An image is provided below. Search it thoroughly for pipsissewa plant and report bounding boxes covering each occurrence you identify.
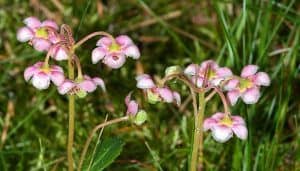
[17,17,145,171]
[136,60,270,170]
[18,17,271,171]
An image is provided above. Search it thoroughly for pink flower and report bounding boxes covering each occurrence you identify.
[125,93,139,116]
[58,75,105,97]
[225,65,271,105]
[136,74,181,105]
[24,62,65,90]
[204,112,247,143]
[91,35,140,69]
[136,74,156,89]
[184,60,232,87]
[17,17,59,52]
[49,43,69,61]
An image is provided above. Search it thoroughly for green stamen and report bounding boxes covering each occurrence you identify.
[220,116,233,127]
[109,43,120,52]
[35,28,48,38]
[207,69,216,79]
[239,78,253,92]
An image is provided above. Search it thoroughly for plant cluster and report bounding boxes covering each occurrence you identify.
[17,16,270,171]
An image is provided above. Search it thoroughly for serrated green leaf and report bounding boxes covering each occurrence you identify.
[89,137,124,171]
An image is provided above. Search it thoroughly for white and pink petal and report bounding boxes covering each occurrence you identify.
[184,64,199,76]
[96,37,112,48]
[32,72,51,90]
[203,118,217,131]
[24,65,38,81]
[231,116,246,125]
[24,17,41,29]
[216,67,232,77]
[32,38,51,51]
[78,80,97,93]
[58,80,75,94]
[227,90,241,105]
[50,71,65,86]
[224,79,239,91]
[124,45,140,59]
[232,124,248,140]
[17,27,34,42]
[241,65,258,78]
[41,20,58,30]
[200,60,219,70]
[92,47,107,64]
[191,76,204,87]
[51,46,68,61]
[158,88,174,103]
[173,91,181,106]
[211,125,233,143]
[115,35,133,47]
[136,74,156,89]
[254,72,270,86]
[241,87,260,104]
[102,54,126,69]
[92,77,106,91]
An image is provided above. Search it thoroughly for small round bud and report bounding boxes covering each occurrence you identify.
[165,65,182,76]
[134,110,147,125]
[76,90,87,98]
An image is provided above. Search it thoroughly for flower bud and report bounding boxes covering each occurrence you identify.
[133,110,147,125]
[165,65,182,76]
[76,90,87,98]
[147,90,160,104]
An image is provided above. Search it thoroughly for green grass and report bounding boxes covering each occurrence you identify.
[0,0,299,170]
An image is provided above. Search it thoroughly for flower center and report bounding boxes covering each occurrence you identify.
[109,43,121,52]
[40,67,50,73]
[74,77,84,83]
[207,69,216,79]
[239,78,253,92]
[219,116,233,127]
[35,28,48,38]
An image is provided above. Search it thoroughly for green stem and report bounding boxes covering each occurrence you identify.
[67,55,75,171]
[197,92,205,170]
[190,92,206,171]
[78,116,129,171]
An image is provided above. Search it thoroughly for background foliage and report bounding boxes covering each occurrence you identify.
[0,0,299,170]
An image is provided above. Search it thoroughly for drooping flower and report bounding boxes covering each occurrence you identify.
[184,60,232,87]
[125,93,139,116]
[225,65,270,105]
[49,43,69,61]
[203,112,247,143]
[91,35,140,69]
[17,17,60,52]
[58,75,105,98]
[136,74,181,105]
[24,61,65,90]
[124,93,147,125]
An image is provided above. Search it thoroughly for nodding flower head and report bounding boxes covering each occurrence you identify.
[225,65,270,105]
[136,74,156,89]
[184,60,232,87]
[49,44,69,61]
[17,17,59,52]
[24,61,65,90]
[125,93,139,116]
[135,74,181,106]
[58,75,105,98]
[91,35,140,69]
[204,112,247,143]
